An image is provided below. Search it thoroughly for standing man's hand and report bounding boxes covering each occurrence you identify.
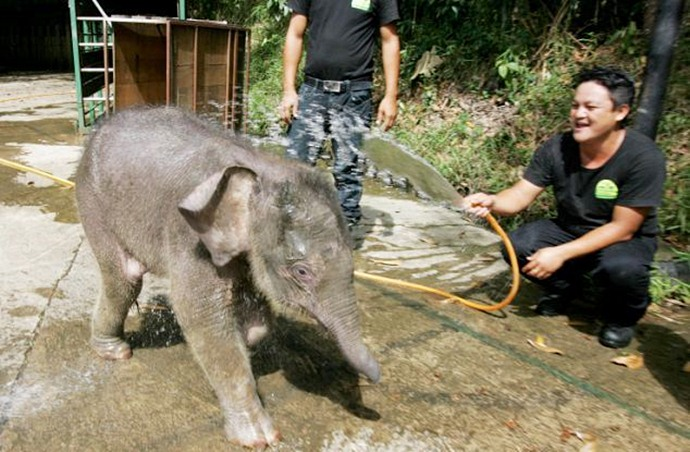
[376,95,397,131]
[281,90,299,124]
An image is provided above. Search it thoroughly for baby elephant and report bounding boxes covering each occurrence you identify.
[75,106,380,448]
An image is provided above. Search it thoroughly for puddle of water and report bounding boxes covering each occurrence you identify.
[35,287,65,299]
[0,167,79,224]
[0,118,82,223]
[5,142,82,188]
[7,306,41,318]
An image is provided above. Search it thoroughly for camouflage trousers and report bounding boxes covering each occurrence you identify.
[286,79,373,224]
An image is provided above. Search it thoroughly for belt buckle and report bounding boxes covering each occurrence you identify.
[322,80,343,93]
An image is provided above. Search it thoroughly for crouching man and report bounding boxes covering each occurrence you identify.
[460,66,666,349]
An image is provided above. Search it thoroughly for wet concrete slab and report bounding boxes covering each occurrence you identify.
[1,74,689,451]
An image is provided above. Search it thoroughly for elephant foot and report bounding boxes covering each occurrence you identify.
[224,408,281,449]
[91,335,132,360]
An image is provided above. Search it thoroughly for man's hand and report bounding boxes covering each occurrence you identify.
[523,247,565,279]
[280,90,299,125]
[376,95,397,131]
[460,193,496,218]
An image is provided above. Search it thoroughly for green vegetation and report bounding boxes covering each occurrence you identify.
[189,0,689,303]
[650,251,690,305]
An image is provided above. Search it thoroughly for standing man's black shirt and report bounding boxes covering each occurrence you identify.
[288,0,399,81]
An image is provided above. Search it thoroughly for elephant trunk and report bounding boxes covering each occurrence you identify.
[314,291,381,383]
[337,333,381,383]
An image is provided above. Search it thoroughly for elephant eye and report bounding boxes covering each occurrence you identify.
[290,263,314,285]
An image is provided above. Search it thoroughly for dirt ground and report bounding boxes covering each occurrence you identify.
[0,73,689,451]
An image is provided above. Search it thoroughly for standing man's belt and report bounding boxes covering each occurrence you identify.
[303,76,372,93]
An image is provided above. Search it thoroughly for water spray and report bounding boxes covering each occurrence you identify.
[356,130,521,312]
[354,210,520,312]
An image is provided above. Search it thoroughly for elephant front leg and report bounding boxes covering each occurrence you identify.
[172,284,281,448]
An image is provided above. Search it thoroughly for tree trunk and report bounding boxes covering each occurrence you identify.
[634,0,686,139]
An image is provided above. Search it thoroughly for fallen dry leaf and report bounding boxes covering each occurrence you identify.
[504,419,519,430]
[610,354,645,370]
[560,427,574,442]
[682,362,690,373]
[527,335,564,355]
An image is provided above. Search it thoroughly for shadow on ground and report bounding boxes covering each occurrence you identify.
[638,324,690,411]
[127,294,381,422]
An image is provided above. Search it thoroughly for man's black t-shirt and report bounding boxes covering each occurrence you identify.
[523,129,666,237]
[288,0,399,81]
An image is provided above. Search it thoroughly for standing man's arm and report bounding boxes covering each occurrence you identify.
[377,22,400,131]
[281,13,308,124]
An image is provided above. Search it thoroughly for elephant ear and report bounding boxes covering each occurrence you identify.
[179,166,258,266]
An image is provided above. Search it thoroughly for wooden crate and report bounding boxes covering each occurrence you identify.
[112,19,250,130]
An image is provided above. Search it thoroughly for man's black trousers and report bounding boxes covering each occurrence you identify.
[503,219,657,326]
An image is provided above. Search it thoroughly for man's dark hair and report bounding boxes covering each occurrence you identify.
[574,66,635,108]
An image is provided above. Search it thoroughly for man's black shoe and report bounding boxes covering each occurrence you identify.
[535,292,571,317]
[598,324,635,348]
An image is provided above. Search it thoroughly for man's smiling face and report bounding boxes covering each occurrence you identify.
[570,81,629,144]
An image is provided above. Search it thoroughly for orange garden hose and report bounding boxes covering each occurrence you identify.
[0,157,75,188]
[355,212,520,312]
[0,157,519,311]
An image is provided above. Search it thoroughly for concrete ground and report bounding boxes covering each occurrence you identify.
[0,73,689,451]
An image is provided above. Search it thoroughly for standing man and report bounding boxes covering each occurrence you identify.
[280,0,400,229]
[461,67,666,349]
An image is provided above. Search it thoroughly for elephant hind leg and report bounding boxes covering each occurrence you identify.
[90,244,146,360]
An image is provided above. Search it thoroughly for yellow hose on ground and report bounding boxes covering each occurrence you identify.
[0,157,75,188]
[0,91,73,104]
[355,213,520,312]
[0,157,519,311]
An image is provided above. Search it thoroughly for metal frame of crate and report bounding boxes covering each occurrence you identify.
[68,0,250,132]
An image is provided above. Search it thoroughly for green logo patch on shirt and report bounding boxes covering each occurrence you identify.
[352,0,372,12]
[595,179,619,200]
